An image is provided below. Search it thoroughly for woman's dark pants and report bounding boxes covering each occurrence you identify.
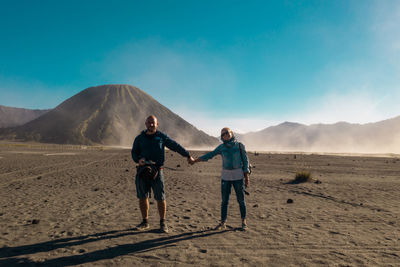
[221,179,246,222]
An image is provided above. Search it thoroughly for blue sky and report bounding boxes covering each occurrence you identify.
[1,0,399,136]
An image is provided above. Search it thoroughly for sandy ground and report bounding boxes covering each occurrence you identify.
[0,143,399,266]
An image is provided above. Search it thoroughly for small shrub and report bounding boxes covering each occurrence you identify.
[291,171,312,184]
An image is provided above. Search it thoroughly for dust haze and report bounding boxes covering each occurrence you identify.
[237,118,400,154]
[1,84,400,155]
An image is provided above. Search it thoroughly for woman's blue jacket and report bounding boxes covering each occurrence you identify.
[200,138,250,173]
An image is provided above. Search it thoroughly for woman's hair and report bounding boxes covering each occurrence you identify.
[220,127,234,141]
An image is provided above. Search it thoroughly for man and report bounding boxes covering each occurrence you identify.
[131,115,194,233]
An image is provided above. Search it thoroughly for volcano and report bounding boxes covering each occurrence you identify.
[0,85,219,147]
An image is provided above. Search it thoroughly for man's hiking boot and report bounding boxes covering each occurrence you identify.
[135,220,150,231]
[160,221,169,233]
[215,222,226,230]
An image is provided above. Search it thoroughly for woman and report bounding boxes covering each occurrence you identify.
[191,127,250,230]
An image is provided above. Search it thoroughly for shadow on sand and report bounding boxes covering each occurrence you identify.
[0,227,231,266]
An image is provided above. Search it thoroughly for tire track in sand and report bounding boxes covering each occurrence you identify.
[0,153,118,186]
[0,161,73,177]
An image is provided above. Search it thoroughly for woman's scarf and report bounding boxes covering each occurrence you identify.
[223,136,237,147]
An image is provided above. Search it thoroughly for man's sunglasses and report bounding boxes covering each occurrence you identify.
[221,131,230,137]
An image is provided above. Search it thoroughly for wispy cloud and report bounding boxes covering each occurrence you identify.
[84,3,400,136]
[293,90,399,125]
[286,1,400,128]
[180,89,400,137]
[371,0,400,59]
[172,107,281,136]
[92,38,238,111]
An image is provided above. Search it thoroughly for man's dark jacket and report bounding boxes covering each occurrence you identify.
[131,130,190,167]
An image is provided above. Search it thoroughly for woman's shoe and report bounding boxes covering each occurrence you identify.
[241,222,248,231]
[160,221,169,233]
[215,222,226,230]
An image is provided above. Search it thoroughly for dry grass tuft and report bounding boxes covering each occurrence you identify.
[288,171,312,184]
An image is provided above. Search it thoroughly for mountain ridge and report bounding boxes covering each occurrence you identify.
[238,115,400,153]
[0,85,219,148]
[0,105,50,128]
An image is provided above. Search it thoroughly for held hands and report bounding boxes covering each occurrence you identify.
[187,156,195,165]
[187,156,201,165]
[140,156,198,166]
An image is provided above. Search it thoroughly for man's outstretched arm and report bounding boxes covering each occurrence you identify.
[164,135,191,158]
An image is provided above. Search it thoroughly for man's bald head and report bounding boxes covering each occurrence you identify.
[146,115,158,123]
[145,115,158,134]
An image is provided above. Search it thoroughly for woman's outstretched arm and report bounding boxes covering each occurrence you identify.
[190,145,222,165]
